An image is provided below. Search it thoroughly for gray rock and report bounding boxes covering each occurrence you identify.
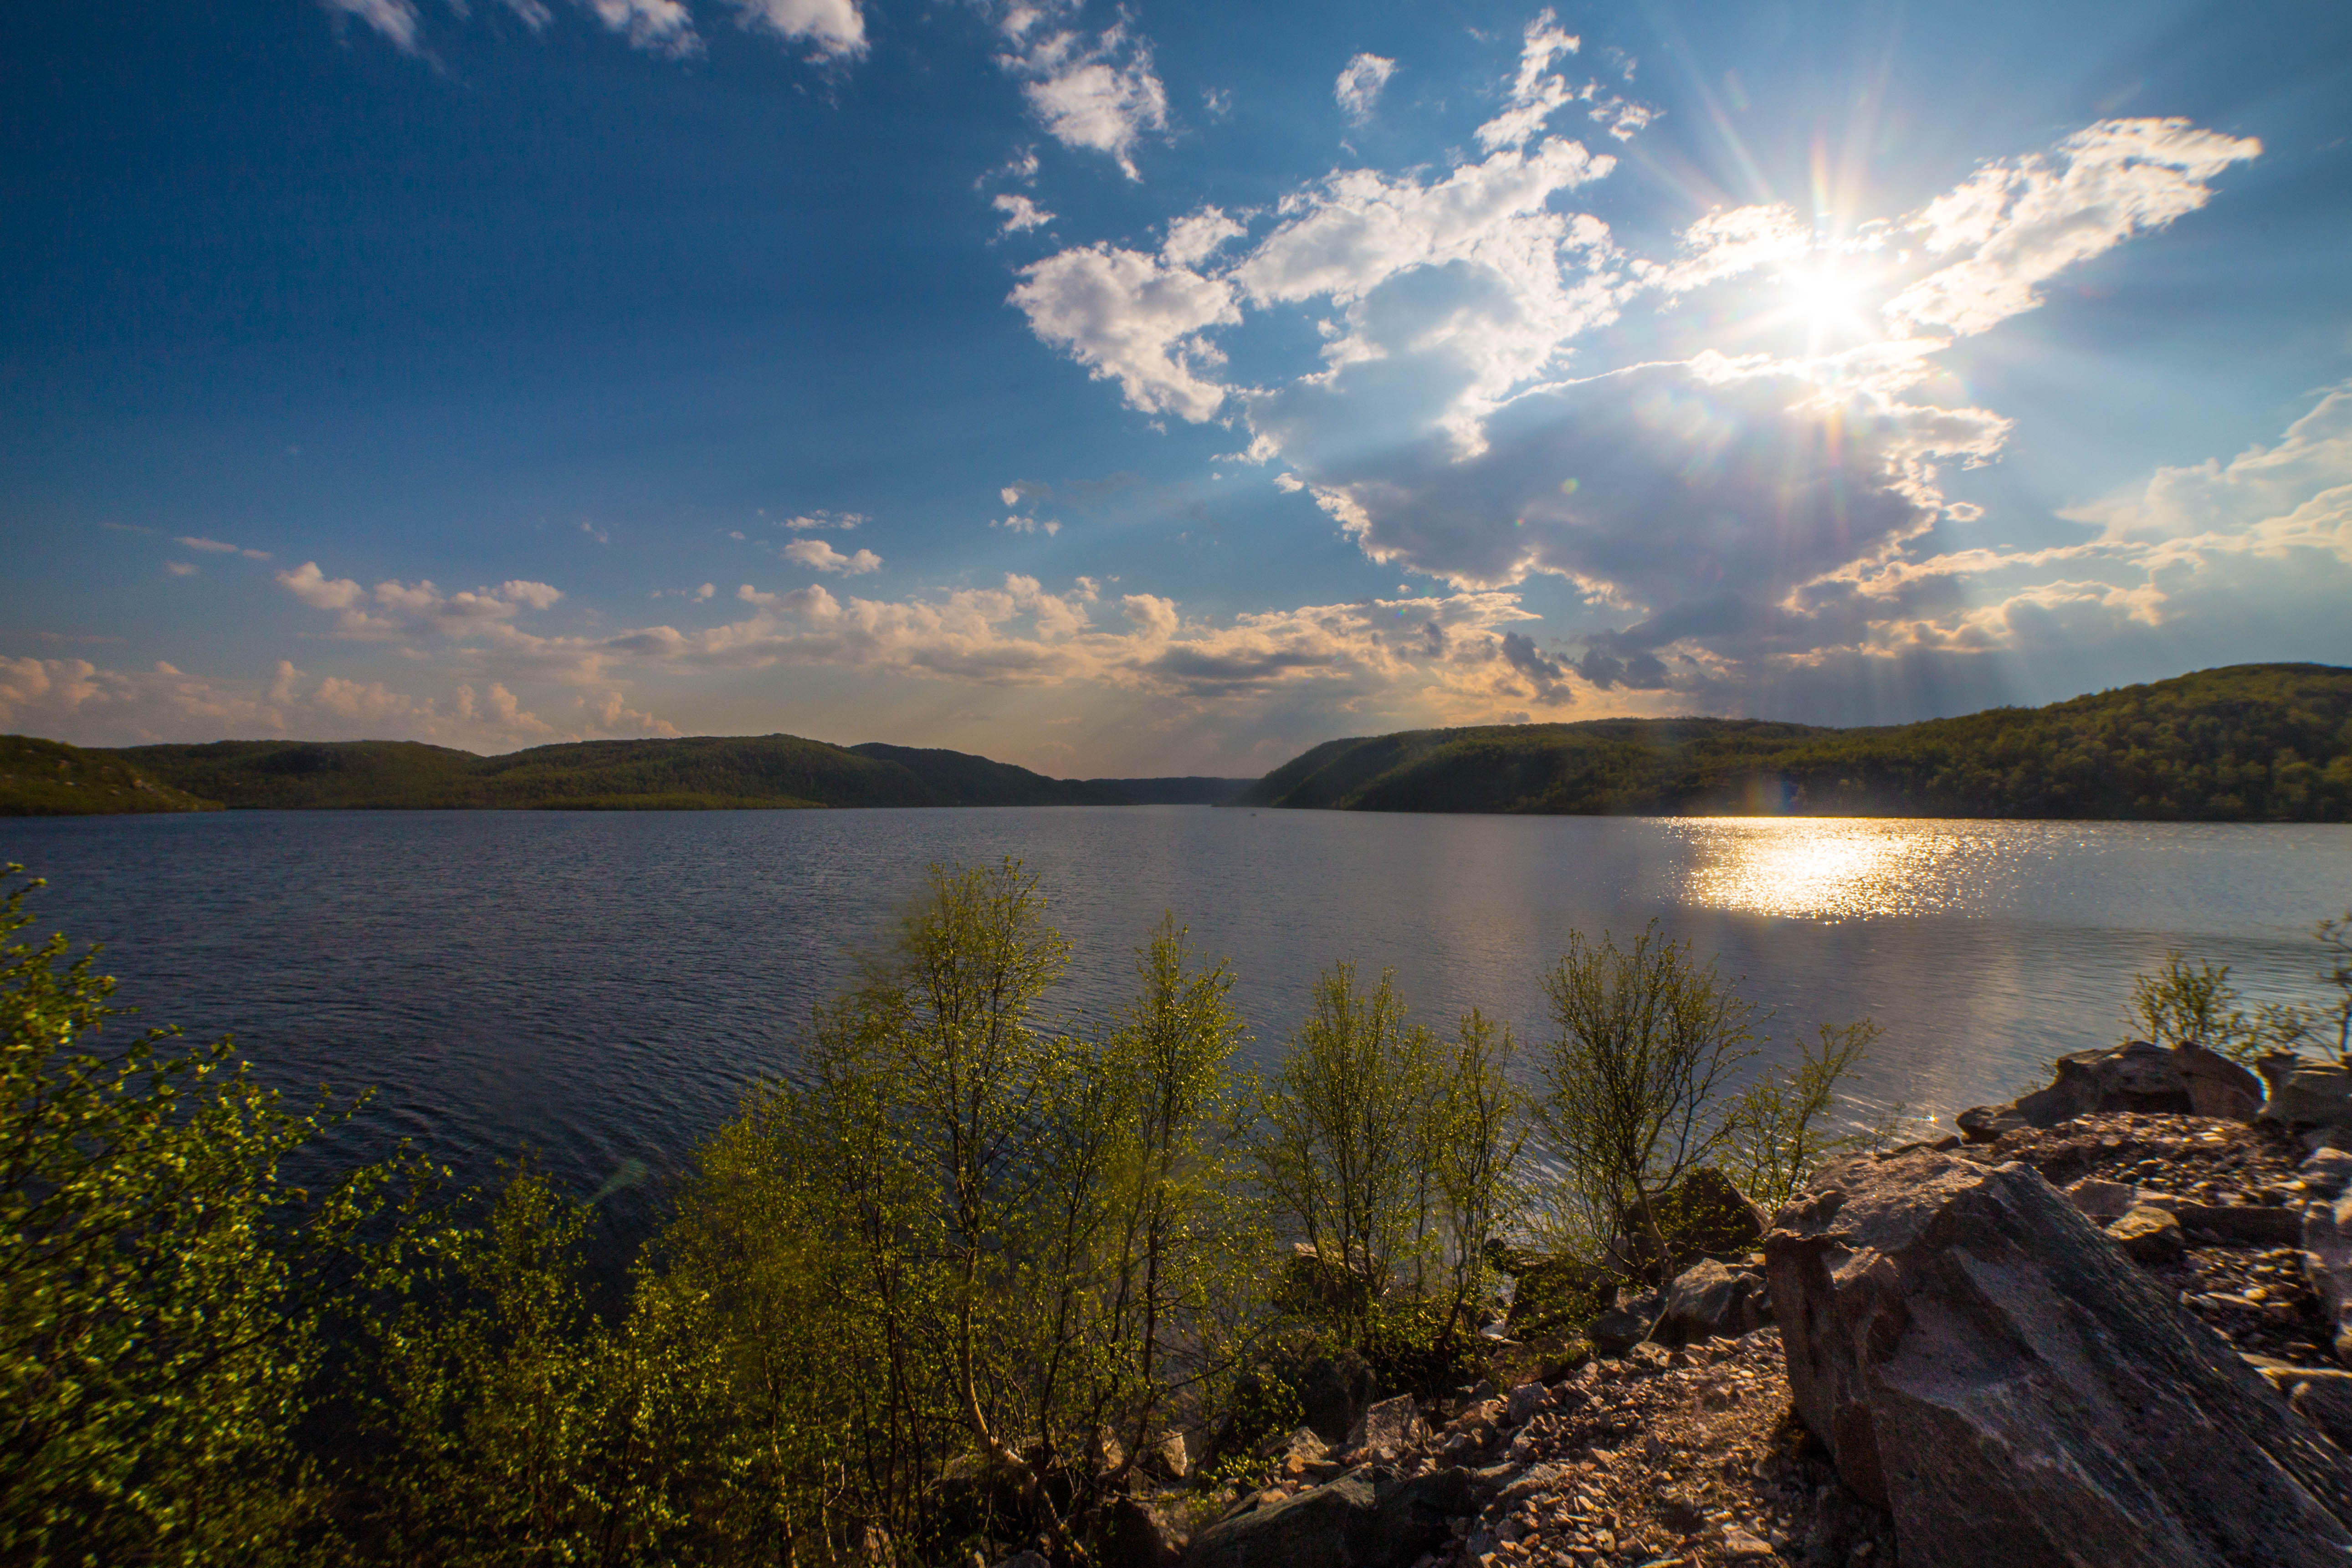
[2292,1376,2352,1452]
[2262,1055,2352,1130]
[2064,1177,2141,1223]
[2177,1041,2266,1119]
[2304,1179,2352,1365]
[1182,1467,1473,1568]
[1957,1040,2196,1142]
[1153,1433,1190,1481]
[1502,1379,1551,1427]
[1657,1258,1769,1345]
[1298,1351,1377,1445]
[1098,1497,1184,1568]
[2167,1201,2304,1246]
[2108,1204,2186,1262]
[1587,1296,1656,1356]
[1503,1252,1615,1332]
[1341,1394,1420,1462]
[991,1554,1049,1568]
[2304,1148,2352,1200]
[1616,1166,1768,1276]
[1768,1148,2352,1566]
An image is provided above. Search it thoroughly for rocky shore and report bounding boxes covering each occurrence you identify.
[1087,1039,2352,1568]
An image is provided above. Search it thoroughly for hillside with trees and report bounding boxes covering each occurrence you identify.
[22,734,1245,813]
[1241,663,2352,821]
[0,735,223,815]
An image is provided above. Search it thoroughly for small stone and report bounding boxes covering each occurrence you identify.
[2107,1203,2185,1262]
[1721,1523,1776,1559]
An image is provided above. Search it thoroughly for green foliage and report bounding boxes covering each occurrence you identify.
[1239,662,2352,820]
[1722,1021,1886,1211]
[2137,911,2352,1064]
[2128,952,2259,1060]
[0,734,221,816]
[1528,925,1757,1274]
[0,866,391,1565]
[100,737,1139,812]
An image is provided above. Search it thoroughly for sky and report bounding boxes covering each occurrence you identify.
[2,0,2348,776]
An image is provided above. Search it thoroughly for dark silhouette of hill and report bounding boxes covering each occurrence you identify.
[1239,663,2352,821]
[35,733,1250,813]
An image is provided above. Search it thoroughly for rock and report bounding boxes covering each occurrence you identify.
[1503,1252,1616,1332]
[1502,1379,1551,1427]
[1298,1351,1377,1445]
[1258,1426,1330,1466]
[1097,1497,1184,1568]
[1280,1243,1373,1316]
[2304,1148,2352,1200]
[2165,1201,2304,1246]
[1657,1258,1769,1345]
[2261,1055,2352,1130]
[991,1554,1049,1568]
[2292,1376,2352,1452]
[1767,1148,2352,1566]
[1719,1523,1776,1559]
[1619,1167,1768,1275]
[1182,1467,1473,1568]
[1342,1394,1420,1462]
[1957,1040,2198,1143]
[1153,1433,1190,1481]
[2107,1204,2186,1262]
[2176,1041,2266,1119]
[1587,1296,1656,1356]
[2302,1179,2352,1365]
[2063,1177,2141,1223]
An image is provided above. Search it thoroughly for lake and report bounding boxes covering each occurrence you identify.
[6,806,2349,1234]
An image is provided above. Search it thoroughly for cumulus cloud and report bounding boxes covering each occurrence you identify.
[0,656,593,751]
[1474,10,1580,152]
[1885,118,2261,338]
[994,4,1168,179]
[994,515,1062,535]
[780,510,867,530]
[783,538,883,573]
[1009,245,1240,420]
[720,0,864,59]
[165,562,199,577]
[275,563,564,640]
[1162,207,1246,269]
[994,193,1056,234]
[1334,54,1396,124]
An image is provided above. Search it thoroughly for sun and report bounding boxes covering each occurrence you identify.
[1779,260,1874,336]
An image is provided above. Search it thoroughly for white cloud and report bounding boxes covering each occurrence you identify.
[166,562,198,577]
[2061,381,2352,557]
[994,515,1062,535]
[1334,54,1396,125]
[696,582,717,600]
[1162,207,1246,269]
[1885,118,2261,338]
[720,0,864,60]
[784,538,883,573]
[994,6,1168,179]
[781,510,867,529]
[1635,204,1811,295]
[278,561,366,610]
[994,193,1056,235]
[175,535,273,560]
[321,0,421,52]
[1474,10,1580,152]
[1009,245,1240,421]
[576,0,700,56]
[275,563,565,639]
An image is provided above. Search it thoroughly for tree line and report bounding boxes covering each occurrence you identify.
[5,859,1896,1567]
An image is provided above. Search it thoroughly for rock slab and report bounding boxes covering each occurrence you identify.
[1183,1468,1472,1568]
[1957,1040,2259,1142]
[1767,1148,2352,1567]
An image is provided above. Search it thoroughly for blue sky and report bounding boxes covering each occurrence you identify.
[3,0,2347,774]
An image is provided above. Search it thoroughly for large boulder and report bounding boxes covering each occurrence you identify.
[1183,1467,1473,1568]
[2175,1041,2265,1119]
[2260,1054,2352,1129]
[2300,1148,2352,1365]
[1619,1167,1767,1274]
[1296,1351,1377,1446]
[1656,1259,1769,1345]
[1766,1148,2352,1566]
[1957,1040,2198,1141]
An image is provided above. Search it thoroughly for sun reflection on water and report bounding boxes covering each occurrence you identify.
[1675,817,2006,921]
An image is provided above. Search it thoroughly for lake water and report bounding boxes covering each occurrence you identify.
[7,807,2350,1235]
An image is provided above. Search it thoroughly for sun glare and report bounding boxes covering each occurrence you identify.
[1779,261,1874,336]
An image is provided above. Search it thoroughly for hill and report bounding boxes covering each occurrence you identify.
[1240,663,2352,821]
[51,733,1251,813]
[0,735,224,815]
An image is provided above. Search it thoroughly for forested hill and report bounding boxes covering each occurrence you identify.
[1240,663,2352,821]
[0,735,222,815]
[20,733,1251,813]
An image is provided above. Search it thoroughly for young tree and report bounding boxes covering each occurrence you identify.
[1722,1020,1884,1212]
[0,866,397,1565]
[2128,951,2256,1059]
[1529,924,1756,1280]
[1426,1009,1525,1345]
[1252,963,1441,1340]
